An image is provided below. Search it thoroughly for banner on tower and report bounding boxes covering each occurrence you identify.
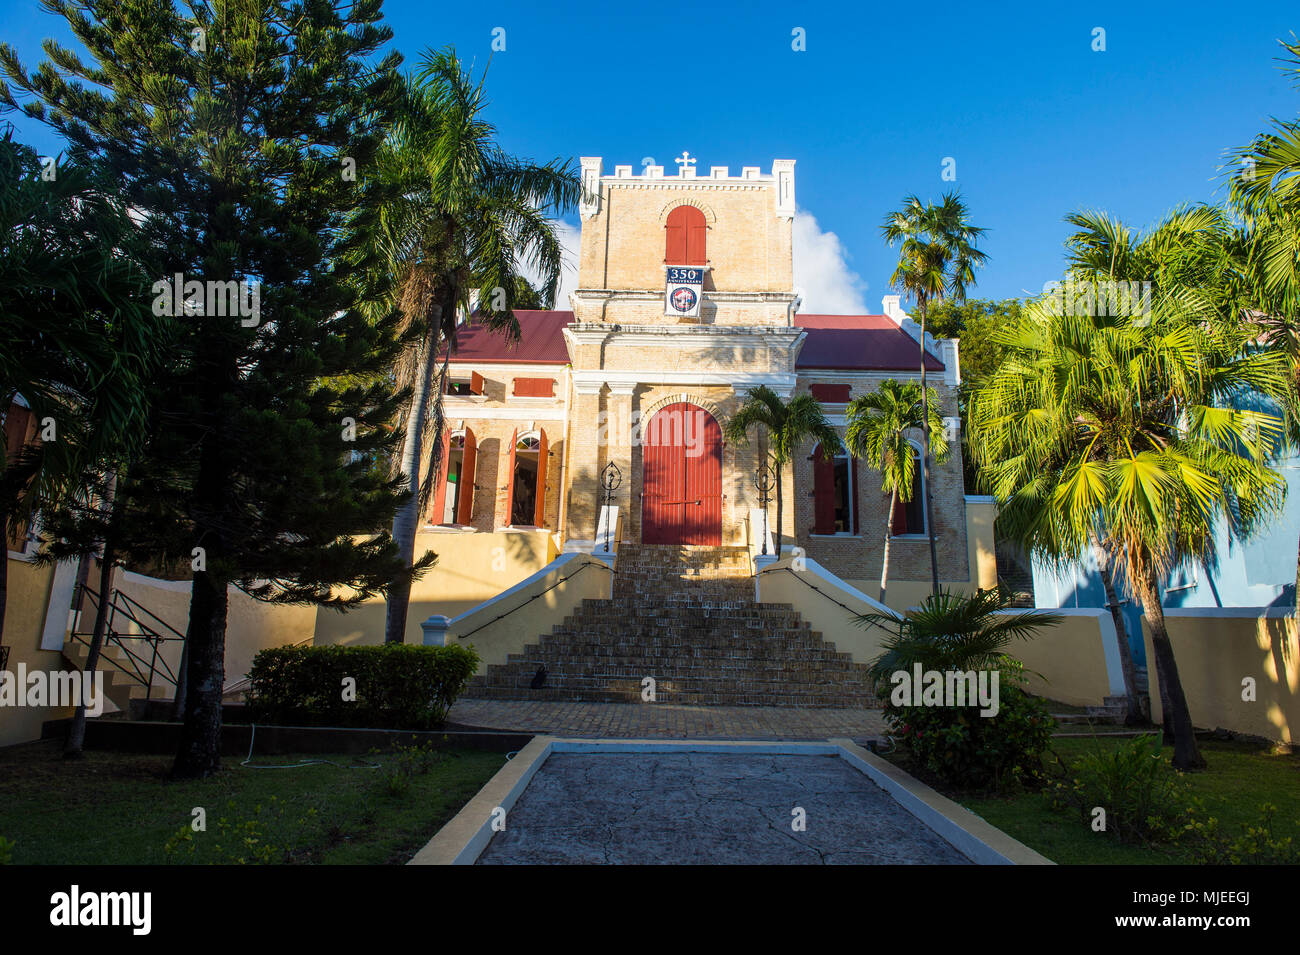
[665,266,704,319]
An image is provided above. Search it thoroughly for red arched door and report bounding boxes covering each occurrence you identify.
[642,402,722,545]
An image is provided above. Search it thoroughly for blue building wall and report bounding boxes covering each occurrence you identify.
[1032,457,1300,666]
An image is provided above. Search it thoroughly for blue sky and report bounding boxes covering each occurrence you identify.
[3,0,1298,311]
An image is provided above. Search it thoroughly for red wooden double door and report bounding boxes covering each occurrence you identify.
[641,402,722,545]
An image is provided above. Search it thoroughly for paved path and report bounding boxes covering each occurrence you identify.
[448,699,886,740]
[477,752,970,865]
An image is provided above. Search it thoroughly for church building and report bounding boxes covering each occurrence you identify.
[422,155,972,595]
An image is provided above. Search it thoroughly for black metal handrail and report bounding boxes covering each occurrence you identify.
[70,583,186,699]
[456,558,611,641]
[755,565,902,622]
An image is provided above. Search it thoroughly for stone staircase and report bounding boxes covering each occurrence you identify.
[464,544,876,707]
[62,636,165,715]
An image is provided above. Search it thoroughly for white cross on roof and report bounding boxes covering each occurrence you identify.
[675,151,696,173]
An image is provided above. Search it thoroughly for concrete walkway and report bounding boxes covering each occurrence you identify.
[448,699,886,740]
[477,752,970,865]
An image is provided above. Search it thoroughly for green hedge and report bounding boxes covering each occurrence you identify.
[246,643,480,729]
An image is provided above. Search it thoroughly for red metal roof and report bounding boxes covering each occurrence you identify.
[445,310,573,364]
[794,314,945,371]
[444,310,945,372]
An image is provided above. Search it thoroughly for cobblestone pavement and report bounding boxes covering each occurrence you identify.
[476,753,970,865]
[447,699,886,740]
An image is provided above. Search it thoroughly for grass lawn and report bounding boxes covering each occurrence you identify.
[0,740,506,864]
[946,737,1300,864]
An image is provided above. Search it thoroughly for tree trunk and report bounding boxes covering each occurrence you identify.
[65,474,121,757]
[1137,571,1205,770]
[171,570,229,779]
[1155,649,1175,744]
[917,305,940,594]
[1091,537,1144,724]
[171,617,190,721]
[880,488,897,604]
[65,545,116,757]
[774,457,784,559]
[384,315,440,645]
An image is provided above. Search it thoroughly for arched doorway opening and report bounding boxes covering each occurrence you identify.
[429,427,477,526]
[641,402,722,545]
[508,429,548,527]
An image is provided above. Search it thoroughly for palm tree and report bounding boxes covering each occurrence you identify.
[967,209,1291,769]
[373,50,581,644]
[723,386,842,558]
[1057,205,1236,728]
[1226,35,1300,613]
[881,192,986,594]
[845,379,949,604]
[0,131,160,647]
[860,587,1062,683]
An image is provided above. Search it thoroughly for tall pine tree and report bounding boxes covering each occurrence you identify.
[2,0,431,777]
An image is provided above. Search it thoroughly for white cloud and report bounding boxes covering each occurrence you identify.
[523,210,868,315]
[792,209,869,314]
[518,218,581,310]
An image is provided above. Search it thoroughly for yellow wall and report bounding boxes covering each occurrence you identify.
[1012,612,1115,707]
[755,556,894,665]
[756,555,1116,708]
[314,528,558,647]
[111,570,316,694]
[1,557,72,747]
[1144,610,1299,744]
[443,553,613,673]
[753,495,1000,615]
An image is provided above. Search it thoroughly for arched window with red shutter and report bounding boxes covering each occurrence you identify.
[890,443,926,536]
[811,442,855,535]
[665,205,707,265]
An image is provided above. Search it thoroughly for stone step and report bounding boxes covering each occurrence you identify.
[464,542,873,707]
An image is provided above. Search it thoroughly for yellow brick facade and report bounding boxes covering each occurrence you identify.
[441,158,971,587]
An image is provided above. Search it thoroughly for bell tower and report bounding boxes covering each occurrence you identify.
[560,157,806,548]
[571,157,799,326]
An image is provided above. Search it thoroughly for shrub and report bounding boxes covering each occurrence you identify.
[379,740,448,797]
[1180,803,1300,865]
[884,658,1056,791]
[246,643,479,729]
[863,588,1061,792]
[1045,734,1189,844]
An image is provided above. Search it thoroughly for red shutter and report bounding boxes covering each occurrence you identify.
[470,371,484,395]
[891,495,907,536]
[513,377,554,398]
[850,455,860,535]
[505,428,518,525]
[683,409,722,545]
[812,445,836,534]
[533,429,548,527]
[456,428,477,525]
[665,206,707,265]
[810,384,850,403]
[428,428,452,525]
[687,217,707,266]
